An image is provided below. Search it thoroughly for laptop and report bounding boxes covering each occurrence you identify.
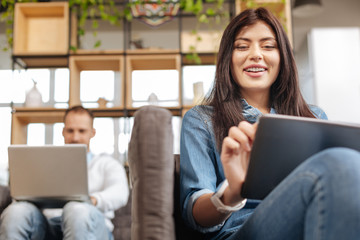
[8,144,90,208]
[241,114,360,200]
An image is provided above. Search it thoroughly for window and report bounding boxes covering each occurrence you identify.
[182,65,216,105]
[132,69,179,107]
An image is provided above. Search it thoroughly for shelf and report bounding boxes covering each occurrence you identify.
[70,49,125,56]
[125,53,181,108]
[10,106,183,144]
[12,55,69,68]
[126,49,180,55]
[181,54,217,65]
[12,1,70,68]
[69,55,125,107]
[13,2,70,55]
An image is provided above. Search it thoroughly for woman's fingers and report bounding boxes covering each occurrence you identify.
[227,121,257,152]
[238,121,257,142]
[222,136,241,158]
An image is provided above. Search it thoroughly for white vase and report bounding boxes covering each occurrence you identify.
[193,81,204,105]
[25,83,42,107]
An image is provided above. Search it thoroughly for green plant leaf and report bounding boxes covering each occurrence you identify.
[194,55,201,64]
[206,8,215,16]
[198,14,208,23]
[184,0,194,12]
[70,45,77,52]
[78,28,85,36]
[94,40,101,48]
[193,0,203,14]
[109,15,118,25]
[92,19,99,29]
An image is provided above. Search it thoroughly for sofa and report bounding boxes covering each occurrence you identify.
[0,105,204,239]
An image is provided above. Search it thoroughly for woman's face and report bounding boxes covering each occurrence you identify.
[231,21,280,98]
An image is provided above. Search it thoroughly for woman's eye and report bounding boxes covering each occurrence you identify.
[235,45,248,50]
[263,45,276,49]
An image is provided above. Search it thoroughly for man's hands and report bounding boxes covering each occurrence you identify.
[220,121,257,206]
[90,196,97,206]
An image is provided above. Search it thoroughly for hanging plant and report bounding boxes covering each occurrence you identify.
[182,0,230,64]
[69,0,130,50]
[1,0,231,62]
[1,0,16,51]
[241,0,288,33]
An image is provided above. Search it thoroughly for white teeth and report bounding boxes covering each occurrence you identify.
[245,67,266,72]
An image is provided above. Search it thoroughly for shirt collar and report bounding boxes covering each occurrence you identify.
[241,98,276,123]
[87,152,93,165]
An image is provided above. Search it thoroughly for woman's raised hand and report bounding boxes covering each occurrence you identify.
[221,121,257,205]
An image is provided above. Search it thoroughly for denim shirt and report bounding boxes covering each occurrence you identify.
[179,100,327,239]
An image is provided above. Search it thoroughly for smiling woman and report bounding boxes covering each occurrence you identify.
[179,7,360,240]
[231,21,280,113]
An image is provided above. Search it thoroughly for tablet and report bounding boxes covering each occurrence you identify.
[241,114,360,200]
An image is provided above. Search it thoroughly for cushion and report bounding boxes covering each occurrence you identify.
[128,106,175,240]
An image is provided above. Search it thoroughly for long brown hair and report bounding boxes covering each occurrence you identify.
[203,7,315,150]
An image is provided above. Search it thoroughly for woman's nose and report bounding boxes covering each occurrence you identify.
[249,46,262,62]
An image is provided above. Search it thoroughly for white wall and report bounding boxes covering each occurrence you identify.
[308,28,360,123]
[293,0,360,123]
[292,0,360,53]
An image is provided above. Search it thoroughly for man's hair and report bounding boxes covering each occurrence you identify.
[64,105,94,126]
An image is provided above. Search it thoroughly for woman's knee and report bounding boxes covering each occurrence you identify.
[312,147,360,172]
[305,147,360,187]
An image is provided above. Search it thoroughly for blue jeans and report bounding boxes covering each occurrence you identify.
[223,147,360,240]
[0,201,113,240]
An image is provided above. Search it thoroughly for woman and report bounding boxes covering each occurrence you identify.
[180,7,360,240]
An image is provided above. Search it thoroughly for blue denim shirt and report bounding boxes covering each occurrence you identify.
[180,100,327,239]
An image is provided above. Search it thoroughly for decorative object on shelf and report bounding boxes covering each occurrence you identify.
[130,0,180,27]
[193,81,204,105]
[97,97,109,108]
[147,92,159,105]
[25,79,42,107]
[293,0,323,18]
[130,34,144,49]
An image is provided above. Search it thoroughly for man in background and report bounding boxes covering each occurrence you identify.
[0,105,129,240]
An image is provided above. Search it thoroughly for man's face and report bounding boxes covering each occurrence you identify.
[62,112,95,152]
